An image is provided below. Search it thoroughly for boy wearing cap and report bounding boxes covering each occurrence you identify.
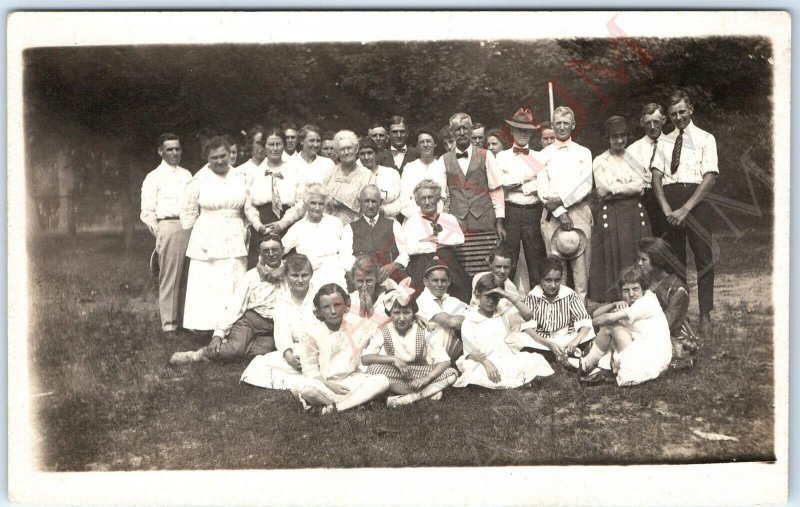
[496,107,548,287]
[538,106,594,302]
[140,133,192,338]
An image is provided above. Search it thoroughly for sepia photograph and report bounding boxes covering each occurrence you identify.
[7,10,790,506]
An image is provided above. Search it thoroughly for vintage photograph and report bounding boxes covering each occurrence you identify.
[8,10,790,506]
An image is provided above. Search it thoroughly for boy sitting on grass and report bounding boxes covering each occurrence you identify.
[572,265,672,386]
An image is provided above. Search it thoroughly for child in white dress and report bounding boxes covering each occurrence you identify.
[293,284,390,413]
[577,265,672,386]
[454,274,554,389]
[361,278,458,407]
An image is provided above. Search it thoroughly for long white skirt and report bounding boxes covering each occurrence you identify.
[240,351,303,390]
[454,350,554,389]
[183,256,247,331]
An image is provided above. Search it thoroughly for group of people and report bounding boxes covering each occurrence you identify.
[141,88,717,413]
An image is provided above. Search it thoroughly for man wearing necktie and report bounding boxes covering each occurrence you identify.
[375,115,420,173]
[627,103,669,238]
[339,184,403,288]
[651,89,718,339]
[442,112,506,240]
[496,107,548,288]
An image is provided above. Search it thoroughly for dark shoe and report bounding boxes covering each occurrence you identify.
[579,368,616,385]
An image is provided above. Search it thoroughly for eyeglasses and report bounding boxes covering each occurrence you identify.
[337,146,357,154]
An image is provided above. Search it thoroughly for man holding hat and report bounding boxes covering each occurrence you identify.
[537,106,594,302]
[496,107,548,287]
[140,133,192,338]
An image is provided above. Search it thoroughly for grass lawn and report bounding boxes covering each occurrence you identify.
[27,228,776,471]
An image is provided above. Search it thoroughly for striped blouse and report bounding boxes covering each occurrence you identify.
[523,285,592,338]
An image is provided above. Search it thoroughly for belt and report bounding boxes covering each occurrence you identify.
[664,182,699,188]
[506,201,542,210]
[157,217,179,222]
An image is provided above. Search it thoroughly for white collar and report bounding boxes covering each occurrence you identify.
[530,284,573,301]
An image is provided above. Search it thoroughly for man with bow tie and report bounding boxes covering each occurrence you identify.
[496,107,548,287]
[442,112,506,240]
[376,115,420,173]
[651,89,718,339]
[537,106,594,302]
[339,184,403,286]
[627,103,669,238]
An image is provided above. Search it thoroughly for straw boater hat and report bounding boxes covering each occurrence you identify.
[504,107,540,130]
[550,228,587,260]
[149,248,159,277]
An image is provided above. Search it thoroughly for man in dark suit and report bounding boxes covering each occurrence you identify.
[339,184,403,285]
[376,115,420,174]
[442,112,506,240]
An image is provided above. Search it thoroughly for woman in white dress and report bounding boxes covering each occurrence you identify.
[399,127,448,218]
[281,183,347,289]
[180,136,267,331]
[575,265,672,386]
[240,253,316,390]
[295,124,335,186]
[454,274,555,389]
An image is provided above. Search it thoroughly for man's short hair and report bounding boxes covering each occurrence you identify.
[449,112,472,127]
[668,89,693,107]
[539,120,553,131]
[281,120,299,132]
[359,184,382,202]
[488,244,514,264]
[158,133,180,147]
[552,106,575,122]
[388,115,406,127]
[369,119,386,131]
[471,122,485,132]
[640,103,666,119]
[413,178,443,198]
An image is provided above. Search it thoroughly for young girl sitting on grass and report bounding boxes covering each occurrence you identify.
[361,279,458,408]
[453,274,554,389]
[576,265,672,386]
[292,283,390,414]
[637,237,699,369]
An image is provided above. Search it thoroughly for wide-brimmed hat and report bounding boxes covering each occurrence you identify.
[505,107,540,130]
[149,248,160,278]
[550,227,587,260]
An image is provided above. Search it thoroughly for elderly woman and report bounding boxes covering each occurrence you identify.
[399,127,448,218]
[269,130,376,233]
[357,137,403,218]
[281,183,347,289]
[295,123,335,186]
[244,127,301,268]
[588,116,652,305]
[392,179,470,301]
[180,135,267,332]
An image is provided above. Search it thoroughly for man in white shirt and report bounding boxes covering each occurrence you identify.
[496,107,548,286]
[169,235,286,364]
[442,112,506,240]
[281,120,300,161]
[651,89,718,338]
[538,106,594,302]
[140,133,192,337]
[415,261,469,362]
[627,103,668,237]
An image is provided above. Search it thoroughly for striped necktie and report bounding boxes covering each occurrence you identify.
[670,129,684,175]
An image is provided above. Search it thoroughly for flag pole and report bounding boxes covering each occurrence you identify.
[548,82,554,123]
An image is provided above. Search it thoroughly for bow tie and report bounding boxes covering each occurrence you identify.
[513,146,530,155]
[391,148,406,156]
[455,151,469,159]
[366,217,377,227]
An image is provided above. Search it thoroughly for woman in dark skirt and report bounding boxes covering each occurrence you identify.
[588,116,652,304]
[361,281,458,407]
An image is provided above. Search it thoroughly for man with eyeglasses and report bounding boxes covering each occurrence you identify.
[376,115,420,174]
[169,235,287,365]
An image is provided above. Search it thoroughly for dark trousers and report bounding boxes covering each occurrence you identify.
[504,202,547,286]
[247,204,282,270]
[663,184,715,316]
[643,187,668,239]
[218,310,276,361]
